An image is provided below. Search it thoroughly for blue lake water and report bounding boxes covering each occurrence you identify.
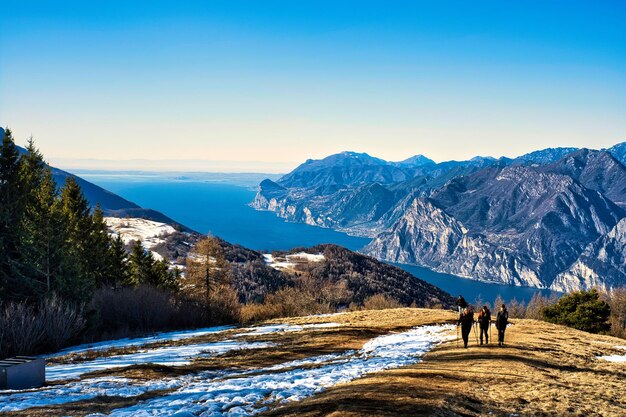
[86,175,559,304]
[90,179,370,252]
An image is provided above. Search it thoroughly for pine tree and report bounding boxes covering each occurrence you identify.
[128,240,152,286]
[88,206,115,287]
[151,258,179,292]
[127,239,179,290]
[19,139,61,298]
[0,128,28,299]
[58,176,96,302]
[109,234,130,286]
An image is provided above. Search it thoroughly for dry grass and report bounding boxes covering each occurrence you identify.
[3,308,626,417]
[261,311,626,417]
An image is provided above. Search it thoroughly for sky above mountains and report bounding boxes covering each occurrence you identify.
[1,1,625,172]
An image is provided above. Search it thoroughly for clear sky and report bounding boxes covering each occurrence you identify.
[1,1,625,172]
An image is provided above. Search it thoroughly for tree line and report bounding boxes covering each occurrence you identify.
[0,128,177,304]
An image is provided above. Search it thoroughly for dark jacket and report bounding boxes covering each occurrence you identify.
[496,309,509,330]
[477,309,491,327]
[456,296,468,309]
[458,310,474,327]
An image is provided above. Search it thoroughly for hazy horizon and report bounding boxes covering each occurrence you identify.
[2,1,625,171]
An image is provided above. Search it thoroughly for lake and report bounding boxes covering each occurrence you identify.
[84,173,559,304]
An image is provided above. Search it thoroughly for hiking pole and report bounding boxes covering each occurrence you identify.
[473,322,479,345]
[456,325,459,348]
[489,320,492,344]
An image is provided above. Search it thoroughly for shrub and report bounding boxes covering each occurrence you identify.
[542,289,611,334]
[362,294,403,311]
[39,295,86,352]
[525,293,558,320]
[0,297,85,357]
[90,286,174,338]
[206,284,242,325]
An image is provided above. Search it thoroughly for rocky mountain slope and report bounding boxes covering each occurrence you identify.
[254,142,626,291]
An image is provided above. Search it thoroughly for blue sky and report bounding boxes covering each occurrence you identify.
[1,1,625,172]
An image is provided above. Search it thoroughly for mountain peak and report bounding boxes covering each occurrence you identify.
[514,147,579,165]
[606,141,626,165]
[396,154,435,167]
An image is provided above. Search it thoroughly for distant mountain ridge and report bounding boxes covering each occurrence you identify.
[2,129,187,230]
[254,141,626,291]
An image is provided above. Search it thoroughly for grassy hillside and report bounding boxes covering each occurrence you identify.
[2,309,624,416]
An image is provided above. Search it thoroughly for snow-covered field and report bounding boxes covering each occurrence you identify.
[0,322,453,415]
[105,217,177,257]
[263,252,325,270]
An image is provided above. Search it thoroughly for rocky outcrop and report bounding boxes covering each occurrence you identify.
[366,166,624,288]
[551,218,626,292]
[364,198,543,287]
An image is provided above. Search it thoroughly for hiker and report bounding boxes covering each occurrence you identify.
[477,305,491,345]
[457,306,474,348]
[455,294,468,313]
[496,304,509,346]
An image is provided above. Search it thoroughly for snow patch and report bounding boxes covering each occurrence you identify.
[47,340,273,381]
[262,252,325,270]
[105,217,176,250]
[286,252,325,263]
[598,346,626,363]
[50,325,234,358]
[1,324,453,415]
[104,325,453,416]
[234,322,341,337]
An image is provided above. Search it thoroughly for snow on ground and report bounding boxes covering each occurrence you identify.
[598,346,626,363]
[0,323,453,415]
[105,217,177,250]
[98,325,454,416]
[233,322,340,337]
[0,377,183,413]
[50,325,234,358]
[263,252,325,270]
[286,252,325,262]
[47,340,273,381]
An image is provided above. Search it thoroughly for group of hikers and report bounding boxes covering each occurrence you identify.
[455,294,509,349]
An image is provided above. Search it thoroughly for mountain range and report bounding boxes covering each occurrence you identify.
[254,142,626,292]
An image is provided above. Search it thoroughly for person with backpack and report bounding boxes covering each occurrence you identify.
[476,305,491,345]
[496,304,509,346]
[457,306,474,348]
[455,294,468,313]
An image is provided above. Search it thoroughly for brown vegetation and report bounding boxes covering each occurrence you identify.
[261,311,626,417]
[2,309,626,417]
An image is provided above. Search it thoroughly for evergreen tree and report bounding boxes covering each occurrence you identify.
[88,206,115,287]
[151,259,179,292]
[128,240,153,286]
[543,289,611,333]
[0,128,28,299]
[58,176,96,302]
[18,139,65,298]
[109,234,130,286]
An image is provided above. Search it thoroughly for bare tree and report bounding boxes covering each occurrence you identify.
[185,237,229,302]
